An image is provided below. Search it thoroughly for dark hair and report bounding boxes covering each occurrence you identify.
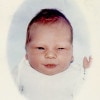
[25,9,73,49]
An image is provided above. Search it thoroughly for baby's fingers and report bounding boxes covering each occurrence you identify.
[83,56,92,69]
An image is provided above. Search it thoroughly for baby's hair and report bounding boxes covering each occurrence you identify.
[25,9,73,49]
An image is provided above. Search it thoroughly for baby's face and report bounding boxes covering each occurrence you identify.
[26,22,73,75]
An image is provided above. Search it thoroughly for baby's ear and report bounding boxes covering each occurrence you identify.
[71,56,74,63]
[25,53,28,60]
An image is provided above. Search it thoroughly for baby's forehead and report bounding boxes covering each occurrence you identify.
[29,19,71,31]
[29,22,72,43]
[29,21,71,38]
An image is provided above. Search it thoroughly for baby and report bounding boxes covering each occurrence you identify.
[14,9,92,100]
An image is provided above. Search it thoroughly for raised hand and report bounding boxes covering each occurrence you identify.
[83,56,92,69]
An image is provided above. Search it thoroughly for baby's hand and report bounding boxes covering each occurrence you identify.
[83,56,92,69]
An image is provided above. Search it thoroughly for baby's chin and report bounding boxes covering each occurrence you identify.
[33,66,68,76]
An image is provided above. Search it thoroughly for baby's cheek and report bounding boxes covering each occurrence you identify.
[57,51,67,56]
[58,50,71,57]
[29,57,40,68]
[59,52,73,63]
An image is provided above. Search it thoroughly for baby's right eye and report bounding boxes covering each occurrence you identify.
[37,47,45,50]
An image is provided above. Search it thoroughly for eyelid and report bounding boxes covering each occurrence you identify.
[58,48,65,49]
[37,47,45,50]
[57,47,71,50]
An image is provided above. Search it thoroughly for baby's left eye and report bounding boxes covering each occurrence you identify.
[58,48,65,50]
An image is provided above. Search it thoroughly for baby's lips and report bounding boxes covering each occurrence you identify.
[44,64,57,68]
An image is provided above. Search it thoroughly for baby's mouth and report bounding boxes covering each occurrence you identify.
[44,64,57,68]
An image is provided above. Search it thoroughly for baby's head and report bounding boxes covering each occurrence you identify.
[25,9,73,75]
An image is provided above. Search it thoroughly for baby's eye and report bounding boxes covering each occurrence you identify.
[37,47,45,50]
[58,48,65,50]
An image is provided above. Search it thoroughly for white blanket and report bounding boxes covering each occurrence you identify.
[13,58,85,100]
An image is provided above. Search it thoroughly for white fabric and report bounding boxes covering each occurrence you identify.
[13,58,85,100]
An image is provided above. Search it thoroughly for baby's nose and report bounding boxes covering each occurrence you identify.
[45,50,57,59]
